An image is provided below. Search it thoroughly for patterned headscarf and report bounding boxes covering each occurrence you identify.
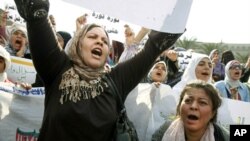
[66,24,111,81]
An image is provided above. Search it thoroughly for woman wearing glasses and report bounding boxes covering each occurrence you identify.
[214,60,250,102]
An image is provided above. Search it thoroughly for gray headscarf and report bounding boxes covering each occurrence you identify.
[224,60,241,88]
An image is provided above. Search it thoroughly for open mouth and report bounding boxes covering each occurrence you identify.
[235,72,240,75]
[15,40,22,45]
[201,72,209,76]
[156,72,162,77]
[91,48,102,57]
[187,114,199,120]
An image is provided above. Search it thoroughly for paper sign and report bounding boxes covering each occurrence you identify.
[63,0,193,33]
[6,56,37,84]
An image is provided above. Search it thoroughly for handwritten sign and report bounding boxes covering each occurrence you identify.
[217,99,250,130]
[63,0,193,33]
[6,56,36,84]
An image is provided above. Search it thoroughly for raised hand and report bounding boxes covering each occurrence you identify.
[148,29,184,51]
[14,0,50,21]
[76,14,88,31]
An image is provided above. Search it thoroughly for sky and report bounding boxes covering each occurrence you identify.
[1,0,250,44]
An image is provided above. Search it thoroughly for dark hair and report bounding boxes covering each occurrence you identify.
[221,50,235,65]
[111,40,124,62]
[56,31,72,49]
[176,80,222,123]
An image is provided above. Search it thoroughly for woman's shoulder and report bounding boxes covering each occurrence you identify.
[213,123,230,141]
[151,120,172,141]
[214,80,226,86]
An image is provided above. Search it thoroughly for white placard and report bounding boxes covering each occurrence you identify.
[63,0,193,33]
[6,56,36,84]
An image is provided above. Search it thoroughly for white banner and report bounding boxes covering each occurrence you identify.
[63,0,193,33]
[6,56,37,84]
[0,84,44,141]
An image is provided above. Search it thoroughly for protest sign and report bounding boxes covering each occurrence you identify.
[63,0,193,33]
[217,98,250,130]
[6,56,36,84]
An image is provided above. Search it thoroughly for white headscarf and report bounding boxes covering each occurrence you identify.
[0,46,11,82]
[147,61,167,83]
[209,49,217,59]
[6,23,28,40]
[172,53,212,96]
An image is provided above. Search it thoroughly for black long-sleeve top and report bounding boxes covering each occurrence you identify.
[26,18,171,141]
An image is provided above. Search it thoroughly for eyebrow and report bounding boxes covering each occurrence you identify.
[186,93,209,100]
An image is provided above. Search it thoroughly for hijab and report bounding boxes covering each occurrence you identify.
[147,61,167,83]
[224,60,241,88]
[59,24,111,103]
[173,53,212,95]
[67,23,111,81]
[0,46,11,82]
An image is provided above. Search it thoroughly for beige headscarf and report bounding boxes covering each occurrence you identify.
[59,24,111,103]
[66,23,111,81]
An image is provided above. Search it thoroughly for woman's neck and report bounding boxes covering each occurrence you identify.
[185,127,207,141]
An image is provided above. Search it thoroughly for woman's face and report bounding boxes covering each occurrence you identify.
[212,51,219,63]
[229,63,242,81]
[151,63,167,82]
[10,30,27,51]
[180,88,214,133]
[80,27,109,69]
[0,57,5,73]
[195,58,212,82]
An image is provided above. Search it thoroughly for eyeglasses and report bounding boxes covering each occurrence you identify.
[229,64,243,70]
